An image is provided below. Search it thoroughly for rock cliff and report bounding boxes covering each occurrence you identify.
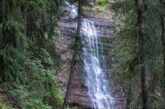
[56,2,125,109]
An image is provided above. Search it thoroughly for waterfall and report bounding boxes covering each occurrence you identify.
[65,2,116,109]
[81,19,115,109]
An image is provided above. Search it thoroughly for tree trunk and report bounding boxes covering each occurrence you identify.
[26,11,36,40]
[126,64,133,109]
[126,89,131,109]
[54,0,59,10]
[161,15,165,98]
[160,0,165,98]
[0,0,2,23]
[0,55,5,83]
[0,0,5,83]
[135,0,149,109]
[61,0,82,109]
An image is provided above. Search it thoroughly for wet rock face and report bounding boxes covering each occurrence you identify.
[57,3,117,109]
[57,68,92,109]
[59,11,115,38]
[56,24,92,108]
[83,11,115,38]
[57,10,93,108]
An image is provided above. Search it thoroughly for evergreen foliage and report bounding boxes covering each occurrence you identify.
[0,0,63,108]
[111,0,165,108]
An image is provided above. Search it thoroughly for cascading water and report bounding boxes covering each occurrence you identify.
[81,20,115,109]
[65,1,116,109]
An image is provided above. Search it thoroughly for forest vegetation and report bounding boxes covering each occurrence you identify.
[0,0,165,109]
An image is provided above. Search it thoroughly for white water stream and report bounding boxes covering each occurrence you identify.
[81,19,115,109]
[65,2,116,109]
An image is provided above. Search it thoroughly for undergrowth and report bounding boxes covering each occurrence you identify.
[0,97,15,109]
